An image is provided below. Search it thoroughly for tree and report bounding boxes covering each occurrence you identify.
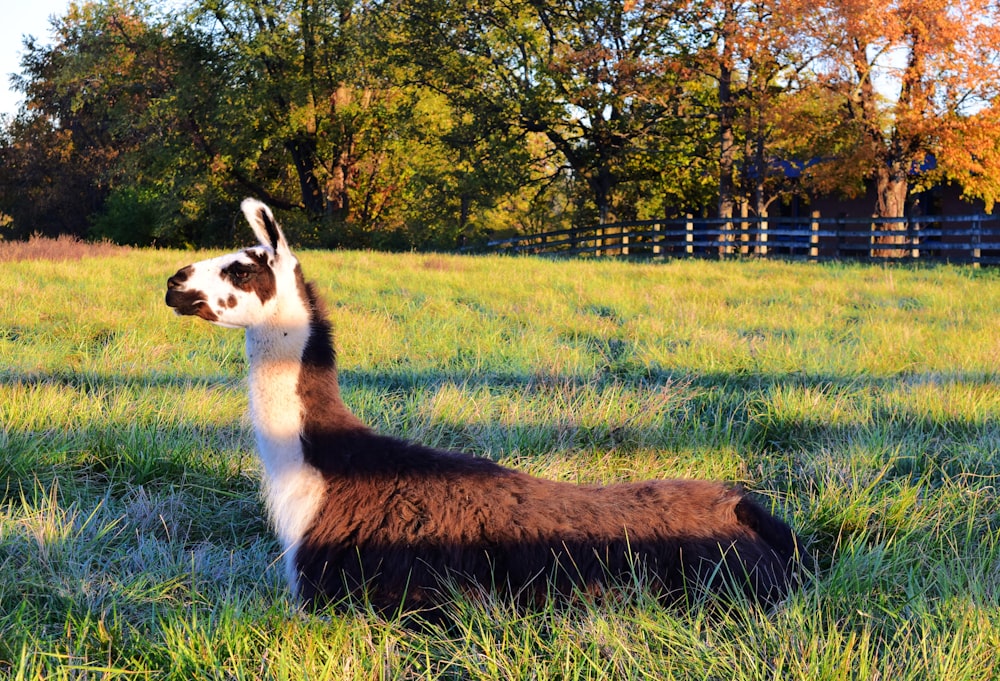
[797,0,1000,218]
[678,0,816,221]
[1,0,455,247]
[1,1,173,240]
[394,0,692,225]
[766,81,868,203]
[182,0,405,229]
[934,106,1000,212]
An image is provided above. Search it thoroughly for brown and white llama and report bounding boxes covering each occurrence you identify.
[165,199,805,616]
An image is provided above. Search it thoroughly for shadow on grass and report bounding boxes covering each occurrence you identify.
[3,364,998,582]
[3,364,997,468]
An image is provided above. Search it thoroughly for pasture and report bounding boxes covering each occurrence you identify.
[1,247,999,679]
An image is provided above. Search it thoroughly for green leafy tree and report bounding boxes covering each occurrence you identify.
[393,0,692,225]
[178,0,408,240]
[0,0,257,245]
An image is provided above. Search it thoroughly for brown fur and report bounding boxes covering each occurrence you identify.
[222,251,276,303]
[291,277,805,616]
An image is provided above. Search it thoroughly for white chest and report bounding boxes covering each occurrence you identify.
[246,324,327,591]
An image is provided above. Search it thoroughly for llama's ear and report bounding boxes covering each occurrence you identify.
[241,198,290,257]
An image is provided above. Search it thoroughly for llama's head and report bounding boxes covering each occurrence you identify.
[166,199,300,329]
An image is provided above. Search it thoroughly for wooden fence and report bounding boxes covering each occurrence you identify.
[463,213,1000,265]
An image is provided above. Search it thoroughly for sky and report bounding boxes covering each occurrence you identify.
[1,0,73,117]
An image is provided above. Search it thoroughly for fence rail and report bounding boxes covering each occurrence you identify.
[462,214,1000,265]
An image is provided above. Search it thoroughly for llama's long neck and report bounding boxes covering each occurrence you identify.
[245,296,312,483]
[292,281,369,462]
[243,271,356,589]
[244,275,358,475]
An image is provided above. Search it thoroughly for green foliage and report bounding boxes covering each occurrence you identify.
[2,249,1000,677]
[393,0,695,223]
[0,0,725,247]
[88,188,161,246]
[1,0,998,247]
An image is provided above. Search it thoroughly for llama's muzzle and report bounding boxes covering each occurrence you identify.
[165,267,218,322]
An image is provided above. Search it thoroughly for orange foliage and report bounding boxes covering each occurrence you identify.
[935,107,1000,212]
[797,0,1000,215]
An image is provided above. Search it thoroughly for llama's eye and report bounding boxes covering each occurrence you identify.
[226,263,258,286]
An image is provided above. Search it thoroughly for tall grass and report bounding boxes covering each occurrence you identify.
[1,250,999,678]
[0,235,130,263]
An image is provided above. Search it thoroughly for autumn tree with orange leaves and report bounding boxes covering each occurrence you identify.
[794,0,1000,218]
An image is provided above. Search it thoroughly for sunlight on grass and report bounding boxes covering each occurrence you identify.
[1,250,999,678]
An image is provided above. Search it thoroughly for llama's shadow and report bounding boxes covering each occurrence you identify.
[5,364,995,479]
[0,366,239,393]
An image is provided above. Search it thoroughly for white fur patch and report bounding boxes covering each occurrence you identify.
[245,271,326,592]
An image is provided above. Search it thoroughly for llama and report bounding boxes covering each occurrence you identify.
[165,199,805,616]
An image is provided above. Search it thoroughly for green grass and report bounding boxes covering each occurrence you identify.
[2,250,999,679]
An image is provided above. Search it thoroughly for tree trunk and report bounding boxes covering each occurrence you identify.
[717,6,737,255]
[718,70,736,223]
[872,164,909,256]
[324,85,358,222]
[286,135,325,216]
[592,165,614,225]
[875,166,908,219]
[327,148,352,220]
[718,118,735,220]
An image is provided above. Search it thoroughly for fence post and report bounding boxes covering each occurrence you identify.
[809,211,820,262]
[653,222,661,257]
[759,216,768,256]
[685,214,694,255]
[910,217,920,260]
[739,206,750,255]
[869,215,876,259]
[622,225,629,256]
[973,215,982,268]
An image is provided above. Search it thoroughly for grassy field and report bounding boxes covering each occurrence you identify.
[2,246,1000,679]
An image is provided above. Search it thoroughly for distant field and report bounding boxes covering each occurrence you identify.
[2,247,1000,679]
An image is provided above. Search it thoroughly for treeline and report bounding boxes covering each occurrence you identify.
[1,0,999,249]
